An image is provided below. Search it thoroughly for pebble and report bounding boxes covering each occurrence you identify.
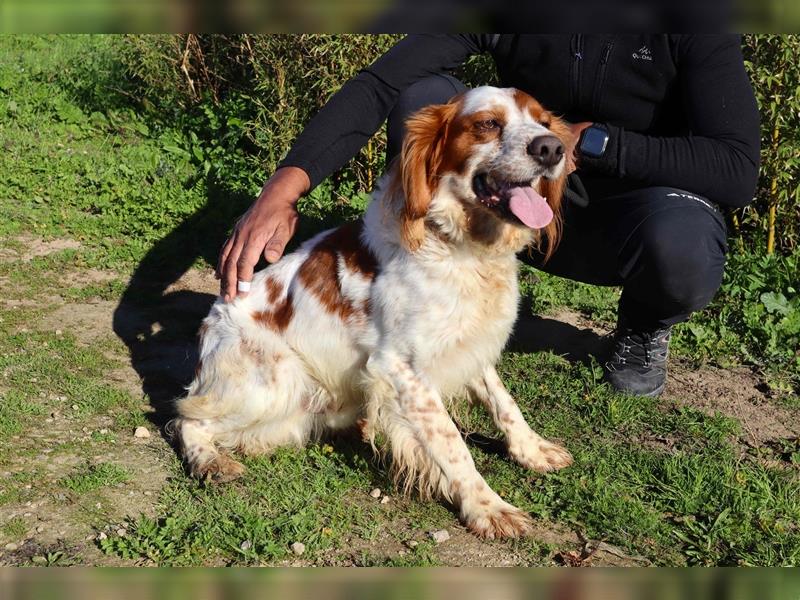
[55,330,62,336]
[240,540,252,551]
[430,529,450,544]
[96,532,107,541]
[116,528,126,537]
[380,495,391,505]
[36,526,44,533]
[134,426,150,439]
[71,404,79,411]
[4,543,18,552]
[406,540,419,548]
[290,542,306,556]
[143,491,152,496]
[99,429,109,435]
[369,488,381,499]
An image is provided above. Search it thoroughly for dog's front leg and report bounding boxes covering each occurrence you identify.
[469,365,572,473]
[375,354,533,539]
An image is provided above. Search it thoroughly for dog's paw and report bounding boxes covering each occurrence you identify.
[508,437,573,473]
[462,495,534,539]
[191,453,246,484]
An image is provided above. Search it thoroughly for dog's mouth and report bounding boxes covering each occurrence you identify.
[472,173,554,229]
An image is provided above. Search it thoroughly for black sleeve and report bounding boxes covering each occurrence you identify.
[279,35,495,191]
[581,35,761,208]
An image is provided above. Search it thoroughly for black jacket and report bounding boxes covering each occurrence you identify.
[280,34,761,208]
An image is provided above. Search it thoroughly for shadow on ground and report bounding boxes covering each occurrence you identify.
[508,297,610,364]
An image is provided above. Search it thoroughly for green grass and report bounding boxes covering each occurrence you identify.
[3,516,27,540]
[0,34,797,567]
[61,463,131,494]
[100,445,381,566]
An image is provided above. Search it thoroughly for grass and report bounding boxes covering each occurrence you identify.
[0,35,797,567]
[61,463,131,495]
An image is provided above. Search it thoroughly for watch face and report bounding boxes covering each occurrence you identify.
[581,126,609,158]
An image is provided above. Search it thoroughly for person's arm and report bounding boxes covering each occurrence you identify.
[579,35,761,208]
[218,34,493,302]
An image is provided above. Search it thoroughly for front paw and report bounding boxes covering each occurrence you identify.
[462,494,533,539]
[508,437,573,473]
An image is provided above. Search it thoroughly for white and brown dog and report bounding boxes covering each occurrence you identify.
[175,86,573,539]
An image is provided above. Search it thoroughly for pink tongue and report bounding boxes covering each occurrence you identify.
[508,186,553,229]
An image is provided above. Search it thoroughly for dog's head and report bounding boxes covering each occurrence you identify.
[397,86,568,259]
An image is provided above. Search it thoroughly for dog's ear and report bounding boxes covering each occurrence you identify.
[537,116,570,261]
[399,101,458,251]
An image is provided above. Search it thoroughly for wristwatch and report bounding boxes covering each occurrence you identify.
[579,123,610,159]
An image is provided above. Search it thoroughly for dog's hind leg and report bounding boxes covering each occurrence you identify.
[174,415,246,483]
[468,365,572,473]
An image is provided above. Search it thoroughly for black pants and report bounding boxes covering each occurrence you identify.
[386,75,728,330]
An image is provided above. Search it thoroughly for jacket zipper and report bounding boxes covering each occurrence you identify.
[591,39,615,116]
[570,34,583,109]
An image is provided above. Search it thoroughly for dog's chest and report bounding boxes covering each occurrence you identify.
[412,258,520,388]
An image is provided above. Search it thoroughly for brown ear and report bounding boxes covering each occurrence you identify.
[538,116,570,261]
[399,102,457,250]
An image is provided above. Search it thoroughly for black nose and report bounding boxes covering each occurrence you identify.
[527,135,564,167]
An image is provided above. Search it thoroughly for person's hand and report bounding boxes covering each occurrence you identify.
[216,166,310,302]
[564,121,593,174]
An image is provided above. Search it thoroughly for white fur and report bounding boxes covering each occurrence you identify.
[175,87,572,538]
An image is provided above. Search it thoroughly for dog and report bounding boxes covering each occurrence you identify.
[175,86,573,539]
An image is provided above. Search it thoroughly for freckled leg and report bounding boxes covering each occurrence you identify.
[469,365,572,473]
[380,356,533,539]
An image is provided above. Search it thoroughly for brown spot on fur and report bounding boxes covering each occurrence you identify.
[297,219,378,321]
[439,428,458,440]
[252,291,294,333]
[265,277,283,304]
[197,322,209,341]
[194,359,203,377]
[479,498,491,506]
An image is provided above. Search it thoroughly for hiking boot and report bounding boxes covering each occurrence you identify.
[604,320,671,397]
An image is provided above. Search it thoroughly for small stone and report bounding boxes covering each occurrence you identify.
[71,404,79,411]
[380,495,390,505]
[36,526,44,533]
[240,540,252,551]
[143,491,152,496]
[290,542,306,556]
[55,329,62,336]
[96,532,107,541]
[430,529,450,544]
[406,540,419,548]
[116,528,126,537]
[369,488,381,499]
[99,429,109,435]
[133,426,150,439]
[4,543,18,551]
[31,556,47,565]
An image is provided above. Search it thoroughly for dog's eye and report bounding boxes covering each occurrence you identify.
[475,119,500,131]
